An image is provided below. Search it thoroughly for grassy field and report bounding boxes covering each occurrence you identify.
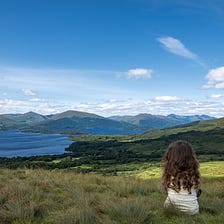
[135,161,224,179]
[0,161,223,224]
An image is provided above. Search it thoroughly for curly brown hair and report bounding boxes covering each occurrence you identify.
[161,140,200,193]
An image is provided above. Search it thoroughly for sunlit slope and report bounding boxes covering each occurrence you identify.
[141,117,224,139]
[136,161,224,179]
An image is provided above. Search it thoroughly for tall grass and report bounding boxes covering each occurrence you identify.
[0,162,223,224]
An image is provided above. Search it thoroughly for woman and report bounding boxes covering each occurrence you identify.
[161,140,201,215]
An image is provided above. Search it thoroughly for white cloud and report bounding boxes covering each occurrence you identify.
[0,99,32,114]
[209,94,224,99]
[157,36,203,66]
[125,68,153,79]
[29,98,45,102]
[116,68,153,80]
[154,96,180,102]
[203,66,224,89]
[0,96,223,117]
[74,98,222,117]
[0,98,60,114]
[0,66,223,118]
[21,88,37,96]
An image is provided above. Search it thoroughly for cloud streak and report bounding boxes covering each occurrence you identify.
[157,36,197,59]
[157,36,203,65]
[209,94,224,99]
[21,88,37,96]
[154,96,180,102]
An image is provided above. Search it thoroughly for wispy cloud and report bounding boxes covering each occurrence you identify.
[209,94,224,99]
[157,36,203,65]
[154,95,180,102]
[117,68,153,79]
[0,92,7,97]
[0,66,123,100]
[203,66,224,89]
[29,98,46,102]
[0,66,154,114]
[21,88,37,96]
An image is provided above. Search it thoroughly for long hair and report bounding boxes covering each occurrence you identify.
[161,140,200,193]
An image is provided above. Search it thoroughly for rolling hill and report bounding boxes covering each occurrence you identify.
[0,115,17,130]
[109,113,215,129]
[4,111,48,124]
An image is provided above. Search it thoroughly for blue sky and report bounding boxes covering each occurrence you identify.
[1,0,224,117]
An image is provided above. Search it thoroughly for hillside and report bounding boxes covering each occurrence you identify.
[4,111,48,124]
[141,116,224,140]
[0,164,223,224]
[50,110,102,120]
[0,115,17,130]
[109,113,215,129]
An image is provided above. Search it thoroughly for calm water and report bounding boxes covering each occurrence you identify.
[0,130,73,158]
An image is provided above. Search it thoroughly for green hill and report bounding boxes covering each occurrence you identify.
[109,113,214,129]
[141,116,224,140]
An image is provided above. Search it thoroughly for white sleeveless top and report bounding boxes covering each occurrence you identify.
[164,188,199,215]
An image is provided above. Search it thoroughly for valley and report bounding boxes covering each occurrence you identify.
[0,111,223,172]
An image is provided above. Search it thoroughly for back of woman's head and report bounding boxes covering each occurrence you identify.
[162,140,200,192]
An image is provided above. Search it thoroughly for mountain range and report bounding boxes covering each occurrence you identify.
[108,113,214,129]
[0,110,215,134]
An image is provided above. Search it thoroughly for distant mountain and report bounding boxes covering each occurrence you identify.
[0,110,216,134]
[167,114,214,124]
[0,110,142,134]
[50,110,101,120]
[109,113,215,129]
[4,112,48,124]
[0,115,17,130]
[28,110,140,134]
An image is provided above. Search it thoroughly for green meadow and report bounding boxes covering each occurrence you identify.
[0,161,223,224]
[135,161,224,179]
